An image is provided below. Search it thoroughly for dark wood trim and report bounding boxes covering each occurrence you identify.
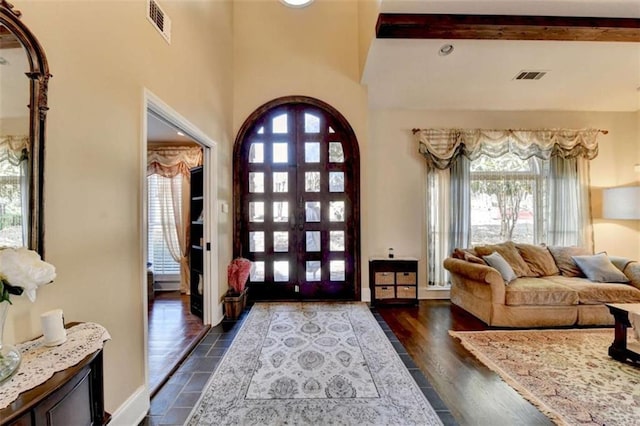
[1,0,51,257]
[233,96,361,302]
[0,323,107,425]
[376,13,640,42]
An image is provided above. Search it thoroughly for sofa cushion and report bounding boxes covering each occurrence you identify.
[452,248,486,265]
[482,252,517,283]
[504,277,579,306]
[547,246,591,277]
[474,242,534,278]
[571,253,629,283]
[516,243,560,277]
[546,275,640,305]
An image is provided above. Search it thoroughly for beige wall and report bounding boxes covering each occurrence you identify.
[5,0,233,414]
[3,0,639,416]
[0,117,29,135]
[232,0,370,290]
[368,109,640,292]
[233,0,368,132]
[357,0,380,77]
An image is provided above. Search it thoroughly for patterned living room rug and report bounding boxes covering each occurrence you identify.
[186,302,443,425]
[450,328,640,426]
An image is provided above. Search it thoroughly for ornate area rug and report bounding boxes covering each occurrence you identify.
[450,329,640,426]
[187,303,442,425]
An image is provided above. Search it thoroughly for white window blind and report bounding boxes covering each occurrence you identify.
[147,174,181,276]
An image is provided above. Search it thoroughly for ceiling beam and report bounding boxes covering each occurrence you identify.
[376,14,640,42]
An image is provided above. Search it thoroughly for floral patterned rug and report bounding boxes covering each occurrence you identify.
[450,328,640,426]
[186,302,442,425]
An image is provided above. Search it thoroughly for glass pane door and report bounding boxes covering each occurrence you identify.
[236,101,358,301]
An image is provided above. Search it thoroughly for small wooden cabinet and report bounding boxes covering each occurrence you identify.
[369,258,418,306]
[189,166,204,319]
[0,348,107,426]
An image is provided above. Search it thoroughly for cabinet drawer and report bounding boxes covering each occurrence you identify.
[374,272,395,285]
[396,272,416,285]
[396,286,416,299]
[375,286,395,299]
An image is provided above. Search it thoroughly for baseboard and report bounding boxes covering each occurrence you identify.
[419,288,450,300]
[361,287,371,302]
[153,282,180,291]
[108,385,149,426]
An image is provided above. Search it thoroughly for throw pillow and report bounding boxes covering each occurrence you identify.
[571,253,630,283]
[608,255,632,272]
[482,251,517,284]
[464,252,486,265]
[451,248,465,260]
[515,243,560,277]
[452,248,486,265]
[547,246,591,277]
[474,241,534,278]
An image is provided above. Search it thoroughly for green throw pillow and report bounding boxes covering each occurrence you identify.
[571,253,630,283]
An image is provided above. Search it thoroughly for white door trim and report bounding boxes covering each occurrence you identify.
[141,88,219,393]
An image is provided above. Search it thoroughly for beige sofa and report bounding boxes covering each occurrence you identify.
[443,242,640,327]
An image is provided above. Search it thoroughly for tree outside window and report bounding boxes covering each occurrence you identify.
[470,153,543,245]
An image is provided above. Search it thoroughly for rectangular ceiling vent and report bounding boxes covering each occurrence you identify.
[147,0,171,44]
[514,70,547,80]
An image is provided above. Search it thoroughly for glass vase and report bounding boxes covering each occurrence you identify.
[0,301,21,383]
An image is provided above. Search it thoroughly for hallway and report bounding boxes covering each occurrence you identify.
[148,291,207,396]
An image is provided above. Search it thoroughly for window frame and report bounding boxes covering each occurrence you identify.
[469,155,545,245]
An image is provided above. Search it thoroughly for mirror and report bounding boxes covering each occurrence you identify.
[0,1,50,256]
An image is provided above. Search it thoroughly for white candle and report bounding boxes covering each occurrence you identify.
[40,309,67,346]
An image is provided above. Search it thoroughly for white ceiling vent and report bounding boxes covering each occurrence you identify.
[147,0,171,44]
[514,70,547,80]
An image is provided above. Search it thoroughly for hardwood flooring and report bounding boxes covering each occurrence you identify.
[147,291,208,396]
[378,300,553,426]
[146,299,553,425]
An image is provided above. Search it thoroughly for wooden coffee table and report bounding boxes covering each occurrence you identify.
[606,303,640,363]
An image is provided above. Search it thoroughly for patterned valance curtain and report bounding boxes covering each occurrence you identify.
[417,128,601,289]
[414,128,604,170]
[147,144,203,178]
[0,135,29,166]
[147,144,202,294]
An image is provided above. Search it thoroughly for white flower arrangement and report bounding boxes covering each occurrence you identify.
[0,247,56,303]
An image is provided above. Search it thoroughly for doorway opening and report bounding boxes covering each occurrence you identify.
[143,92,219,396]
[234,96,360,301]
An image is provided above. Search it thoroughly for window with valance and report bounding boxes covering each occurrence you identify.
[147,143,203,293]
[0,135,29,247]
[414,128,605,289]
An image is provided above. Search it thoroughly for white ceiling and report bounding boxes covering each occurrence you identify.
[0,47,29,118]
[147,113,198,143]
[363,0,640,111]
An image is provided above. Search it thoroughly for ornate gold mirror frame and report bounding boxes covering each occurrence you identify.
[0,0,50,256]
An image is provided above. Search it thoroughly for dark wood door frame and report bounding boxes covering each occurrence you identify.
[233,95,361,301]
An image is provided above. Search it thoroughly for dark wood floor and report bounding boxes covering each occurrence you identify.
[146,298,553,425]
[147,291,208,396]
[380,300,553,426]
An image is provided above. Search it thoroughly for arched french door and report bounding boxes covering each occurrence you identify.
[234,96,360,301]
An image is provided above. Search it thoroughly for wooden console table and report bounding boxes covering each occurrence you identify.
[0,323,109,425]
[606,303,640,363]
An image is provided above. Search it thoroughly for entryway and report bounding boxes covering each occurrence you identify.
[143,91,219,396]
[234,96,360,301]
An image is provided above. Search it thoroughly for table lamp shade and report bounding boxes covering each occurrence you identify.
[603,187,640,220]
